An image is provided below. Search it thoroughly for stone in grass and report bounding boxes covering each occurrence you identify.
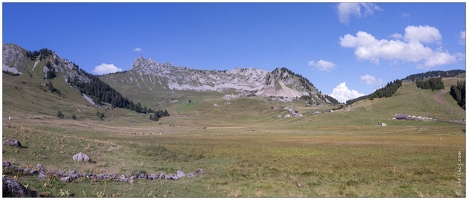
[176,170,185,178]
[3,177,39,197]
[186,172,195,178]
[148,174,159,180]
[60,177,71,183]
[97,174,105,180]
[68,174,78,181]
[3,161,11,168]
[72,152,90,162]
[5,138,21,147]
[195,168,204,176]
[139,173,147,179]
[38,171,46,179]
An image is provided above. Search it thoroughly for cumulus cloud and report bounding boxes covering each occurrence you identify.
[92,63,123,75]
[339,25,460,69]
[404,25,441,44]
[459,31,465,45]
[330,82,365,103]
[337,3,382,24]
[308,59,336,72]
[360,74,383,85]
[134,47,142,52]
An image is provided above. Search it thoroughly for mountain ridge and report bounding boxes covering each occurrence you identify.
[100,56,336,105]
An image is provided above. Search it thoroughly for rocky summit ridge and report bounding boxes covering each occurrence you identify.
[105,56,332,104]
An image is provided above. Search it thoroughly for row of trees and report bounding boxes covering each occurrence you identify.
[322,94,340,104]
[368,79,402,100]
[415,78,445,91]
[25,48,54,61]
[450,80,466,110]
[404,69,465,82]
[346,95,368,105]
[347,79,403,104]
[149,109,170,121]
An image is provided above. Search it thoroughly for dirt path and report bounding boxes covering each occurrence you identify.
[434,89,450,108]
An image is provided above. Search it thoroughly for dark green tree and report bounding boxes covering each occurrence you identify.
[153,112,159,121]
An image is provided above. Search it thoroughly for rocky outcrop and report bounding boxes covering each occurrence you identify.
[72,152,90,162]
[5,138,21,147]
[3,177,39,197]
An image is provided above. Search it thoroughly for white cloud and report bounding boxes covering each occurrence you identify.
[339,25,459,69]
[337,3,382,24]
[308,60,316,67]
[330,82,365,103]
[92,63,123,75]
[390,33,403,40]
[360,74,383,85]
[459,31,465,45]
[404,25,441,44]
[134,47,142,52]
[309,59,336,72]
[400,12,410,19]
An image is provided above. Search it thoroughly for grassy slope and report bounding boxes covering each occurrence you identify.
[2,71,466,197]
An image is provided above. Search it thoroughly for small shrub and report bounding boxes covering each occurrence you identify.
[57,111,64,118]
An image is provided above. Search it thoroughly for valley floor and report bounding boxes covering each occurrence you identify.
[2,114,466,197]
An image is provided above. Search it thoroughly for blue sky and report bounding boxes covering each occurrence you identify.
[2,2,466,102]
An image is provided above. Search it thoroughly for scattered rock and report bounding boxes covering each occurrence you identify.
[3,177,39,197]
[165,174,178,180]
[67,173,78,181]
[195,168,204,176]
[72,152,90,162]
[60,176,71,183]
[187,172,195,178]
[5,138,21,147]
[97,174,105,180]
[3,161,11,168]
[148,174,159,180]
[35,164,43,171]
[38,171,46,179]
[139,173,147,179]
[176,170,185,178]
[15,168,24,174]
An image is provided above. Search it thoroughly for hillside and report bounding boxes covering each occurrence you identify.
[2,44,149,122]
[350,78,465,122]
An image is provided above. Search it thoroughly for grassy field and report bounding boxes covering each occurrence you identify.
[2,73,466,197]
